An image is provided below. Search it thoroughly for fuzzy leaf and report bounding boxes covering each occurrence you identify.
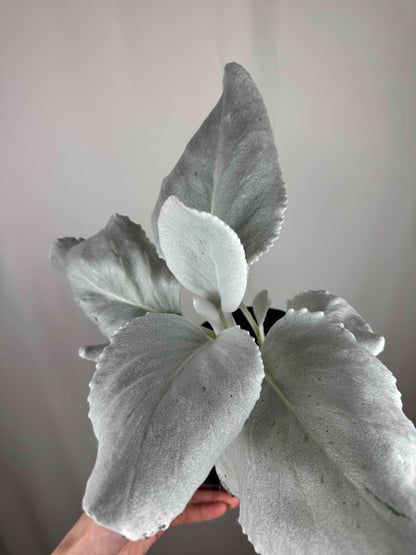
[288,289,385,355]
[252,289,271,327]
[83,313,264,540]
[216,309,416,555]
[78,344,108,362]
[50,215,181,337]
[158,196,247,313]
[193,297,223,335]
[152,62,287,264]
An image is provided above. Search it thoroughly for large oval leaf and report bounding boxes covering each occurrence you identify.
[288,289,385,355]
[216,309,416,554]
[50,215,181,337]
[83,313,264,540]
[152,62,287,264]
[158,196,247,313]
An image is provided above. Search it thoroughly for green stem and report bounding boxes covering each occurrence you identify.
[258,323,265,344]
[200,326,216,340]
[239,302,263,346]
[219,310,229,329]
[224,311,237,328]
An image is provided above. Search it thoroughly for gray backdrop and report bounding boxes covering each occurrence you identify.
[1,1,415,553]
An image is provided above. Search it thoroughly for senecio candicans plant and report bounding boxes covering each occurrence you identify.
[50,63,416,554]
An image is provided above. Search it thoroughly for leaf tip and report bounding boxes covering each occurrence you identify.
[49,236,84,272]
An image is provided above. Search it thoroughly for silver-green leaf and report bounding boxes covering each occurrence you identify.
[158,196,247,313]
[152,62,287,264]
[288,289,385,355]
[193,297,223,335]
[78,344,108,362]
[83,313,264,540]
[252,289,271,327]
[216,309,416,555]
[50,215,181,337]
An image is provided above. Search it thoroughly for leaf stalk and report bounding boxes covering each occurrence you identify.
[239,303,263,346]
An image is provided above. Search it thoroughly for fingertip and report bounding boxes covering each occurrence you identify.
[171,501,228,527]
[226,496,240,509]
[204,501,228,519]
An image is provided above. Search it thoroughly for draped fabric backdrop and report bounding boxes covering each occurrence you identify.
[1,1,415,553]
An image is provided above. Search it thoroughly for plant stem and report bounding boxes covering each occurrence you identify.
[200,326,216,340]
[219,310,229,329]
[258,324,265,344]
[239,302,263,346]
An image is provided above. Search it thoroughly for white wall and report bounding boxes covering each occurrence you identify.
[0,1,415,553]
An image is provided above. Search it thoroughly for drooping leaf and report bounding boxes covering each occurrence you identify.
[83,313,264,540]
[216,309,416,555]
[50,215,181,337]
[288,289,385,355]
[78,344,108,362]
[252,289,271,327]
[152,62,287,264]
[158,196,247,313]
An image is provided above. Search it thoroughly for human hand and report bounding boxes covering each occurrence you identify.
[52,487,239,555]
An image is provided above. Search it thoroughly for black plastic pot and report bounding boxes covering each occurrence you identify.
[202,306,285,488]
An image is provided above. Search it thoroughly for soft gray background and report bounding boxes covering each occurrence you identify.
[1,1,415,553]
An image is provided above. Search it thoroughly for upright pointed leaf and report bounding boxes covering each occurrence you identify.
[83,313,264,540]
[288,289,385,355]
[158,196,247,313]
[152,62,287,264]
[252,289,272,327]
[50,215,181,337]
[216,309,416,555]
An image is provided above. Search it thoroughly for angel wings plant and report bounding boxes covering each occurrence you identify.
[50,63,416,554]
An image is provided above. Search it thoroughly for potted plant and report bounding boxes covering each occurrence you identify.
[50,63,416,554]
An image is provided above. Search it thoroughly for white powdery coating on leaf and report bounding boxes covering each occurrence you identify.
[158,196,248,313]
[50,215,181,337]
[83,313,264,540]
[252,289,272,327]
[152,62,287,265]
[216,308,416,555]
[287,289,385,356]
[246,199,287,266]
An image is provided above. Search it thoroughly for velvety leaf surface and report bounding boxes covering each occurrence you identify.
[193,297,223,335]
[216,309,416,555]
[83,313,264,540]
[252,289,271,327]
[50,215,181,337]
[158,196,247,313]
[152,62,287,264]
[288,289,385,355]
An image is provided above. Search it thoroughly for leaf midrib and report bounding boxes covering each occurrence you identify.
[74,272,149,310]
[263,370,407,530]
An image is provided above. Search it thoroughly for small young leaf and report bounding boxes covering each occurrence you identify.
[158,196,247,313]
[193,297,222,335]
[287,289,385,355]
[83,313,264,540]
[252,289,271,327]
[78,344,108,362]
[50,215,181,337]
[152,62,287,264]
[216,309,416,555]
